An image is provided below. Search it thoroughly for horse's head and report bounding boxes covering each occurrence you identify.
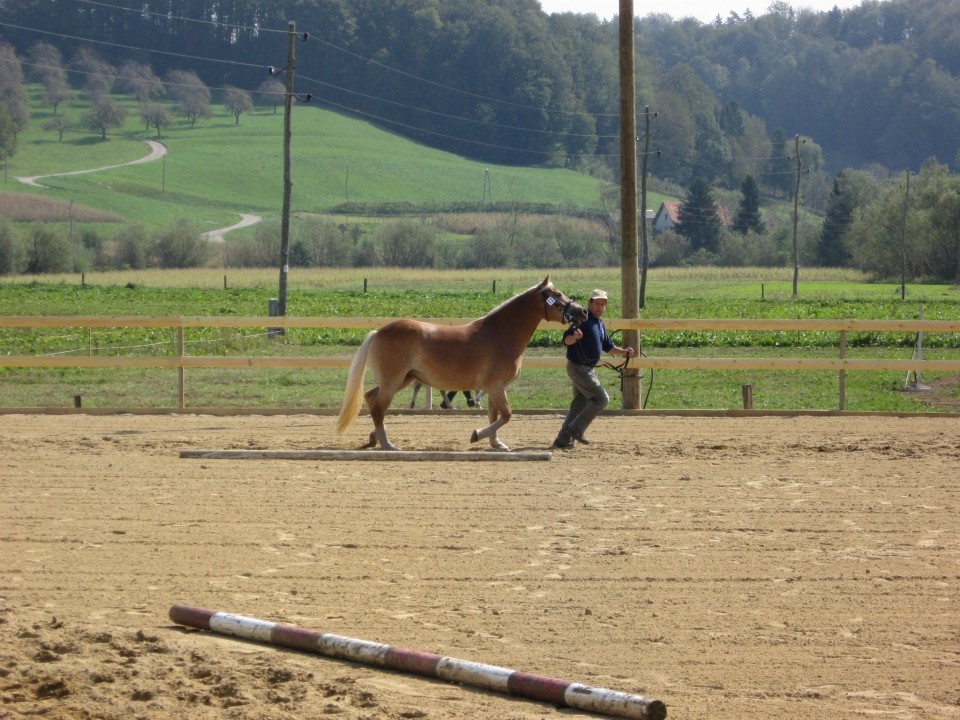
[538,278,589,328]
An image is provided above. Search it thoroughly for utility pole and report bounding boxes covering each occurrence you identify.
[791,134,804,298]
[618,0,640,409]
[900,170,911,300]
[278,21,297,318]
[638,106,655,310]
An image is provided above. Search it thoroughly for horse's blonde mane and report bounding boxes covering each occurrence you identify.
[483,276,550,318]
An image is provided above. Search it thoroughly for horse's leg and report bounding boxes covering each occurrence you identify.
[364,386,400,450]
[469,386,512,451]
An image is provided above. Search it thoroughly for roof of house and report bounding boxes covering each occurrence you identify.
[655,200,732,226]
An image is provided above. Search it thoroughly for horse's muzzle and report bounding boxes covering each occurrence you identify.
[564,303,589,327]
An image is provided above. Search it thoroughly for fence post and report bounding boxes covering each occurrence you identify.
[177,326,185,409]
[839,330,846,411]
[741,384,753,410]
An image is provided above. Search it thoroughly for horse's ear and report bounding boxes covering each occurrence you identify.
[540,274,550,287]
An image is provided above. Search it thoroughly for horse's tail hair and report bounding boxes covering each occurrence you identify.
[336,330,375,434]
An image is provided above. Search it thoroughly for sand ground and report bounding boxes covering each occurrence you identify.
[1,412,957,719]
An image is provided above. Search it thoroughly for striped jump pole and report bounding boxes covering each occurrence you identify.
[169,604,666,720]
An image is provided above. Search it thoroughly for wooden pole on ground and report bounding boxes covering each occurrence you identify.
[180,449,553,462]
[169,604,666,720]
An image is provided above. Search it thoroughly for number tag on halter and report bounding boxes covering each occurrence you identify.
[546,297,556,306]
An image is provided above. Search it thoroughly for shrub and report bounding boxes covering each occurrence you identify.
[295,216,352,267]
[462,227,512,268]
[377,221,436,267]
[0,217,21,273]
[112,223,150,269]
[153,218,211,268]
[24,222,71,273]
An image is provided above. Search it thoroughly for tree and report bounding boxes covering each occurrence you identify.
[257,78,286,114]
[140,103,172,138]
[733,175,766,235]
[71,48,116,96]
[0,43,29,135]
[27,41,74,112]
[42,113,71,142]
[83,95,128,140]
[815,172,856,266]
[167,70,211,126]
[0,103,18,164]
[765,128,795,197]
[223,86,253,125]
[118,61,164,105]
[677,177,723,253]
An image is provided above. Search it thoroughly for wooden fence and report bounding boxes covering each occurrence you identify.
[2,315,960,411]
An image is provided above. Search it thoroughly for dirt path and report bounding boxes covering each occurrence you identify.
[14,141,262,241]
[15,140,169,188]
[201,213,263,243]
[1,413,957,720]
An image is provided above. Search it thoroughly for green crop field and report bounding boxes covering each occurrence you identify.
[1,267,958,413]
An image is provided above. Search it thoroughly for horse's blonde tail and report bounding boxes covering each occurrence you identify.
[336,331,375,434]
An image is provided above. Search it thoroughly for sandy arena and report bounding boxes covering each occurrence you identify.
[1,412,957,719]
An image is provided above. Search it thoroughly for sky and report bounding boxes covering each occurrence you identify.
[538,0,865,24]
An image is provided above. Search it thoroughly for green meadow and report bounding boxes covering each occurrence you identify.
[1,267,958,413]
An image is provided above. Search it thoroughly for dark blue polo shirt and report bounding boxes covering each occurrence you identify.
[564,313,613,367]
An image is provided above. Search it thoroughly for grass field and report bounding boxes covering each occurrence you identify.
[1,268,958,413]
[6,85,648,234]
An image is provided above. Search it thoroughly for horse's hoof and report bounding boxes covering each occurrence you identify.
[470,430,479,443]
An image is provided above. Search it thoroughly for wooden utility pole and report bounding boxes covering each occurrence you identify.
[900,170,911,300]
[618,0,641,409]
[278,21,296,317]
[791,133,803,298]
[639,106,652,310]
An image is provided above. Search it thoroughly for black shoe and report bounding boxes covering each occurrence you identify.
[552,433,575,449]
[573,433,590,445]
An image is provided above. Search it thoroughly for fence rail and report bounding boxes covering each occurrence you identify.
[2,315,959,410]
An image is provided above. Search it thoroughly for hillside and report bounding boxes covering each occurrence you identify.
[5,89,646,233]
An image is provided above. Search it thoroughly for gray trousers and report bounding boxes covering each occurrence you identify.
[561,361,609,437]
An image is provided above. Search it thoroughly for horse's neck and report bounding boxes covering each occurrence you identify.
[477,290,542,352]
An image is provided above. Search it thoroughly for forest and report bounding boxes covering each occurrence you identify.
[2,0,958,178]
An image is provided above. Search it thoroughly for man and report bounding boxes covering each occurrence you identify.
[552,289,635,449]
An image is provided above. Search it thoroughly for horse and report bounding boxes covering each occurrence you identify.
[409,382,484,410]
[337,276,587,451]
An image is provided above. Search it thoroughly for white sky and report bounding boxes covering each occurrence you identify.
[538,0,865,24]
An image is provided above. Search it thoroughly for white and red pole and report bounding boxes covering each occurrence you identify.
[169,604,666,720]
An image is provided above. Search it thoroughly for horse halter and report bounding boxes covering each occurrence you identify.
[541,289,583,327]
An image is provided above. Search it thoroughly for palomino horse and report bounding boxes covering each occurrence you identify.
[337,276,587,450]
